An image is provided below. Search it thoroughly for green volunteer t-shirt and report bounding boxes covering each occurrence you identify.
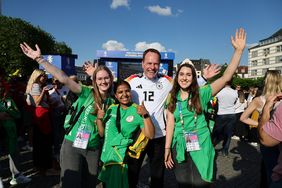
[64,84,114,149]
[101,103,144,163]
[99,103,144,188]
[172,84,215,182]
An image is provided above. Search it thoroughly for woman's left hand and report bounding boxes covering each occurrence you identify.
[231,28,246,51]
[20,42,42,60]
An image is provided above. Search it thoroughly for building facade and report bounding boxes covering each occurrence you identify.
[248,28,282,78]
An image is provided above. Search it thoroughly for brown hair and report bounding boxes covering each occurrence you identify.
[167,63,202,114]
[92,65,114,114]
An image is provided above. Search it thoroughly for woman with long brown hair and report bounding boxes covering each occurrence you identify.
[164,28,246,187]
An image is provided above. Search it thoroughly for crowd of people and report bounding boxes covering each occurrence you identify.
[0,27,282,188]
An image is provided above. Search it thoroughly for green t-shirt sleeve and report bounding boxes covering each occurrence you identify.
[199,84,212,109]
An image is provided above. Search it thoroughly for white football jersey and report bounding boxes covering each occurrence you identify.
[126,73,173,138]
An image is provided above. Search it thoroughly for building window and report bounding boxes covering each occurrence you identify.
[276,56,282,63]
[263,58,270,65]
[276,67,282,73]
[252,60,257,66]
[263,48,270,56]
[277,45,282,52]
[262,68,268,75]
[251,51,258,58]
[251,70,257,76]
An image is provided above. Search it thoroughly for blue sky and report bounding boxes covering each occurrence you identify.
[2,0,282,66]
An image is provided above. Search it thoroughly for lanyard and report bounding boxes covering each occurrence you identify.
[177,101,197,132]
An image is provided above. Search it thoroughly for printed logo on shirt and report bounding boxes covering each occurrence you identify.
[126,116,134,122]
[136,84,143,89]
[156,81,163,90]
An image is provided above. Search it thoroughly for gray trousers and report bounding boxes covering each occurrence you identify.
[60,139,100,188]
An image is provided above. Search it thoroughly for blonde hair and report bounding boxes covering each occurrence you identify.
[92,65,114,114]
[25,69,45,94]
[263,70,282,96]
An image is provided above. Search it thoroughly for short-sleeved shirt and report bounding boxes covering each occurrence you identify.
[30,83,49,108]
[172,84,215,182]
[216,86,238,115]
[263,102,282,181]
[101,103,144,163]
[64,84,114,149]
[126,73,173,138]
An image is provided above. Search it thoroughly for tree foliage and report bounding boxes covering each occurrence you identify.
[0,16,72,78]
[208,63,264,90]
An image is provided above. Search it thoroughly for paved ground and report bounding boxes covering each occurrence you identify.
[1,138,261,188]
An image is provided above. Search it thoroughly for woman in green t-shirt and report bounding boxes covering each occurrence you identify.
[97,80,155,188]
[20,43,114,188]
[164,28,246,187]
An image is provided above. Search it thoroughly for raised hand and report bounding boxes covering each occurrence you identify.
[137,101,148,116]
[203,64,221,80]
[83,61,98,77]
[231,28,246,51]
[96,104,105,120]
[20,42,41,60]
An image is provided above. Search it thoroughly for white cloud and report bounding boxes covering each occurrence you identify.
[135,42,166,52]
[147,5,172,16]
[111,0,129,9]
[102,40,127,50]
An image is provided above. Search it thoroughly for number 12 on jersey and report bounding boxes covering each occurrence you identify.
[143,91,154,101]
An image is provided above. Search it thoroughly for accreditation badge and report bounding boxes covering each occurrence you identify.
[184,131,201,152]
[73,130,90,149]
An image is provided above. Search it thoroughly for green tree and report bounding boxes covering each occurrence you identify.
[0,16,72,78]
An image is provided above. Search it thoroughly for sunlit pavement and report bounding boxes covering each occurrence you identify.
[1,138,261,188]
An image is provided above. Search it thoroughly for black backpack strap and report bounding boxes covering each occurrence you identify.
[116,104,121,133]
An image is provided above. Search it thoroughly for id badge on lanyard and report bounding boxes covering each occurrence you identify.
[72,104,93,149]
[184,131,201,152]
[73,130,91,149]
[178,101,200,152]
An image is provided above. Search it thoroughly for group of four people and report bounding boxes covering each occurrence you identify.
[20,27,246,188]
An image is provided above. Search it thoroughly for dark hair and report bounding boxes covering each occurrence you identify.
[167,63,202,114]
[142,48,161,62]
[114,80,131,94]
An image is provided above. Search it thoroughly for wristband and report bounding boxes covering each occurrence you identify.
[143,113,149,119]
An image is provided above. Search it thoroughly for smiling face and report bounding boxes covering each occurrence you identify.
[115,83,132,107]
[95,70,112,94]
[177,66,193,90]
[142,51,160,80]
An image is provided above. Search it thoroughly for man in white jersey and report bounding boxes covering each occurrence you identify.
[126,49,220,188]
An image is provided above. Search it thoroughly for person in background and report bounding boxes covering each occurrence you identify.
[164,28,246,187]
[48,78,69,167]
[212,81,238,156]
[234,89,248,141]
[25,69,54,175]
[20,42,115,188]
[240,70,282,187]
[0,81,31,185]
[258,94,282,188]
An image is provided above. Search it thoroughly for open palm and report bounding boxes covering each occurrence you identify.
[20,42,41,60]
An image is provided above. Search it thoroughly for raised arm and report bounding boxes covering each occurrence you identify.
[240,97,261,126]
[137,102,155,139]
[211,28,246,96]
[20,42,81,94]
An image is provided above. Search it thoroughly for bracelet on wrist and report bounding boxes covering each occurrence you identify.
[165,147,171,149]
